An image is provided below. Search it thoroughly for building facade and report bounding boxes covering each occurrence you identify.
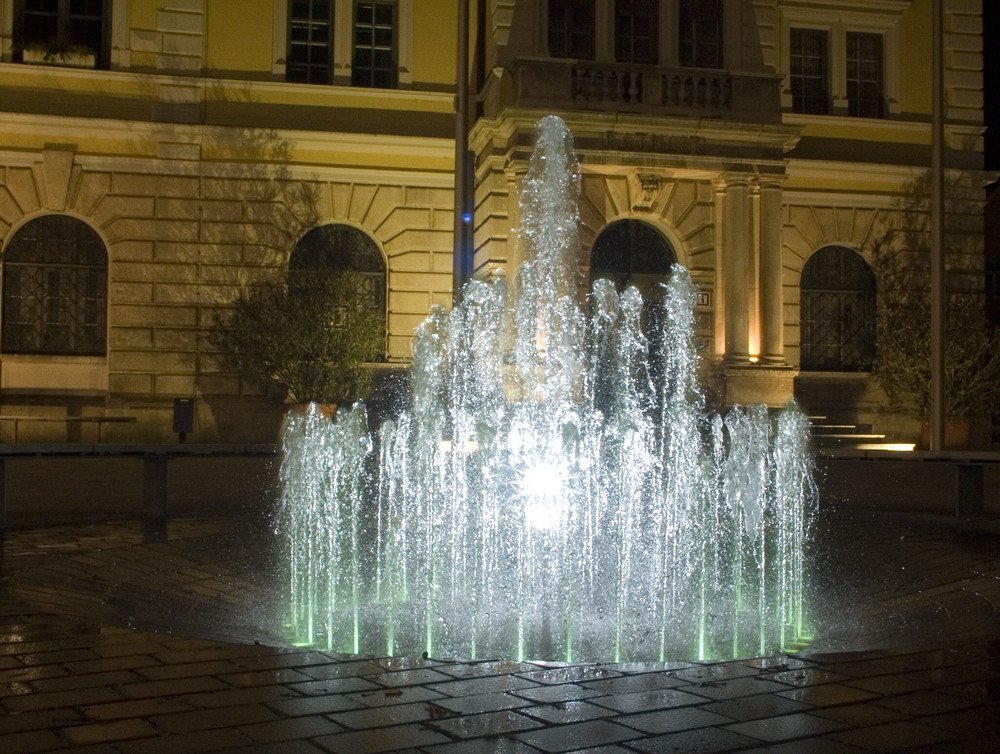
[0,0,989,444]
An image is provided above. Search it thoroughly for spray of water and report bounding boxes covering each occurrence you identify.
[277,116,816,662]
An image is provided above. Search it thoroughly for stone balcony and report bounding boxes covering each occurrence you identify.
[489,57,782,124]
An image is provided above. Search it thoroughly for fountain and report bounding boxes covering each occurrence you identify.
[277,116,816,663]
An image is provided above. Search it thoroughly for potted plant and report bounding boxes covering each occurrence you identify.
[869,172,1000,447]
[210,270,384,416]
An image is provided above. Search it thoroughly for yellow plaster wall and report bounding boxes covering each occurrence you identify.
[899,0,933,116]
[205,1,274,76]
[129,0,163,31]
[411,0,459,86]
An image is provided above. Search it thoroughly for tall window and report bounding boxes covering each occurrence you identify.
[16,0,108,66]
[846,31,884,118]
[289,224,387,357]
[678,0,722,69]
[288,0,333,84]
[2,215,107,356]
[353,1,396,88]
[789,28,827,114]
[615,0,657,64]
[800,246,875,372]
[549,0,595,59]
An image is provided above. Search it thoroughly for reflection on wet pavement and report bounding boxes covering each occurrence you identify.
[0,509,998,751]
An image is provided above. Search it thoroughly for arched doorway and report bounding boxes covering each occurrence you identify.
[589,219,677,407]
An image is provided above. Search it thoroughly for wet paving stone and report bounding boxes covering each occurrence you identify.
[328,700,443,729]
[723,710,849,742]
[236,714,345,742]
[344,684,447,708]
[699,692,812,722]
[828,719,960,750]
[777,681,878,707]
[424,738,541,754]
[428,708,543,738]
[673,674,792,699]
[510,682,604,704]
[520,699,618,724]
[314,722,452,753]
[516,665,622,685]
[432,691,532,715]
[615,705,737,734]
[263,693,364,717]
[367,668,456,687]
[764,667,849,686]
[515,718,642,751]
[626,725,761,753]
[588,687,710,714]
[426,661,532,678]
[580,672,684,695]
[294,660,383,680]
[429,674,540,697]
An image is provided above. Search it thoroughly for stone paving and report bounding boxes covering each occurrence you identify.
[1,509,999,752]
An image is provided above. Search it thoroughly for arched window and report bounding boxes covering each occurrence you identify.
[289,224,387,357]
[2,215,107,356]
[800,246,875,371]
[590,219,676,297]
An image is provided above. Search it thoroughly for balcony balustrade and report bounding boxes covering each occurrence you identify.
[502,58,781,123]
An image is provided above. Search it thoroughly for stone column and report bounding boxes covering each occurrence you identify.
[758,177,785,365]
[723,175,751,364]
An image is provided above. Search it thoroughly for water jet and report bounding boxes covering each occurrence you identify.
[278,116,816,662]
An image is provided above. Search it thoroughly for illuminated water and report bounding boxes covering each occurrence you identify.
[278,116,816,662]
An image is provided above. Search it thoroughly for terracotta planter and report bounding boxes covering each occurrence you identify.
[920,419,969,450]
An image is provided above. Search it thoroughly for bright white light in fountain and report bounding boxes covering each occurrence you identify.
[521,461,566,531]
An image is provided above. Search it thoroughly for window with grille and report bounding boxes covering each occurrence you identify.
[2,215,107,356]
[353,1,396,88]
[678,0,722,69]
[548,0,595,60]
[846,31,884,118]
[16,0,108,66]
[615,0,657,65]
[288,0,333,84]
[800,246,875,372]
[289,225,387,357]
[790,28,828,115]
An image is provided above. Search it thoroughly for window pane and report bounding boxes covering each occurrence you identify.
[800,246,875,371]
[548,0,595,60]
[790,28,827,115]
[846,32,883,118]
[2,215,107,356]
[353,1,396,88]
[288,0,331,84]
[615,0,658,64]
[678,0,722,68]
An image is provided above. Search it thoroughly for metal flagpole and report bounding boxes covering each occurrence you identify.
[453,0,470,305]
[930,0,945,450]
